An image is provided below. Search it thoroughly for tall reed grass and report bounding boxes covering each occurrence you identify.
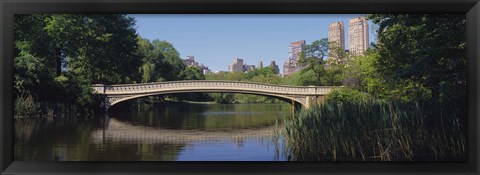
[281,99,466,161]
[15,94,80,119]
[14,94,40,118]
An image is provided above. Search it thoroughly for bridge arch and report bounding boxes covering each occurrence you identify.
[92,80,340,110]
[109,90,306,109]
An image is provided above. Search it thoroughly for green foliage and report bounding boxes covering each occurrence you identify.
[137,38,188,83]
[210,93,236,104]
[367,14,466,102]
[15,94,40,117]
[236,94,282,104]
[280,14,466,161]
[297,69,321,86]
[205,67,285,103]
[209,67,282,84]
[14,14,141,116]
[279,71,303,86]
[151,40,186,81]
[293,38,351,86]
[327,42,352,66]
[282,99,466,161]
[179,66,205,80]
[14,54,53,96]
[296,39,329,86]
[250,74,281,85]
[322,65,344,86]
[326,88,370,103]
[140,63,156,83]
[244,67,278,80]
[349,50,418,100]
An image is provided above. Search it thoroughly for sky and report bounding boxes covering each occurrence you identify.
[129,14,377,73]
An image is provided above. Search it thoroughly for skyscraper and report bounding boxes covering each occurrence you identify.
[348,16,369,55]
[283,40,306,76]
[328,21,346,65]
[328,21,345,50]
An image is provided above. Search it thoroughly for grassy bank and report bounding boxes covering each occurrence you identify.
[281,99,466,161]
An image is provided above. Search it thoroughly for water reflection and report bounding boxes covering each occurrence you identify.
[15,103,290,161]
[111,103,289,130]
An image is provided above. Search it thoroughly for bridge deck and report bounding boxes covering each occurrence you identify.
[91,80,338,96]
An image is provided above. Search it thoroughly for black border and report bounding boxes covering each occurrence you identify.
[1,0,479,174]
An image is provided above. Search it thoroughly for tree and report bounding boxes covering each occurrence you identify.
[151,40,186,81]
[14,54,52,96]
[137,37,162,83]
[244,67,278,80]
[297,38,329,85]
[322,65,344,86]
[16,14,141,84]
[368,14,466,102]
[250,74,281,85]
[179,66,205,80]
[326,41,352,66]
[14,14,142,108]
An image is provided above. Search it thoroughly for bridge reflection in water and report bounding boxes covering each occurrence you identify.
[92,117,277,144]
[91,80,341,111]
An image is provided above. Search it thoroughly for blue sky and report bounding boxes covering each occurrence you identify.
[129,14,377,73]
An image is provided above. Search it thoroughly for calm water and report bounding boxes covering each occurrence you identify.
[14,103,291,161]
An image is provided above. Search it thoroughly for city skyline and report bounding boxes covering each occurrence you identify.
[130,14,377,73]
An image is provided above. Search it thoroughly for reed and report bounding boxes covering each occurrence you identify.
[282,98,466,161]
[14,94,40,118]
[15,94,81,119]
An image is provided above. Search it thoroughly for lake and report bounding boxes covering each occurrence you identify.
[14,102,292,161]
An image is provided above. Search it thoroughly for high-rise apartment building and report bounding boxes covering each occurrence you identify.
[328,21,346,65]
[328,21,345,50]
[348,16,369,55]
[228,58,245,72]
[283,40,306,76]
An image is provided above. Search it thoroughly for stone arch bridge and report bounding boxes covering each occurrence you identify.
[91,80,341,111]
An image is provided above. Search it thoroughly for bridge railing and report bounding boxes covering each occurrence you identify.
[91,80,341,95]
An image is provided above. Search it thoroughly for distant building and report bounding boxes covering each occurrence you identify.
[244,65,256,72]
[228,58,245,72]
[184,56,196,66]
[183,56,211,74]
[328,21,345,51]
[269,61,279,74]
[228,58,258,73]
[258,61,263,69]
[348,16,369,55]
[283,40,306,76]
[202,66,211,74]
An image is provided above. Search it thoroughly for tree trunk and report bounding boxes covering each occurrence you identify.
[431,85,440,103]
[55,47,62,76]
